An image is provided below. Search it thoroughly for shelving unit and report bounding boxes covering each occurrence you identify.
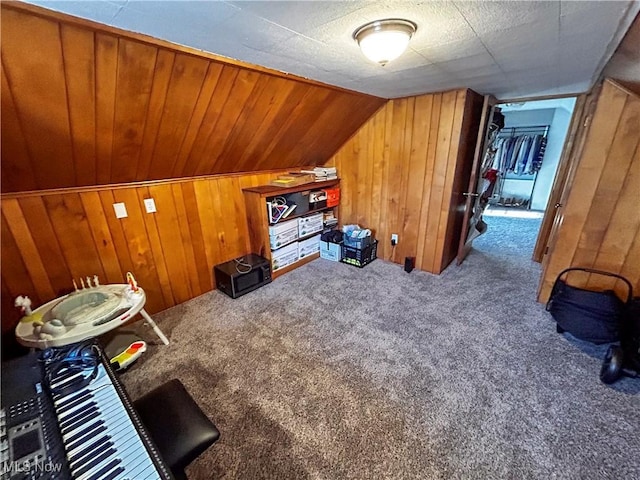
[243,179,339,279]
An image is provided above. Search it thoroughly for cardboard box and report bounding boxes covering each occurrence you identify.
[320,241,342,262]
[298,213,324,237]
[268,219,299,250]
[298,234,321,259]
[323,187,340,208]
[271,242,299,271]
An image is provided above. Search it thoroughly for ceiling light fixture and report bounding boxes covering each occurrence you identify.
[353,19,417,66]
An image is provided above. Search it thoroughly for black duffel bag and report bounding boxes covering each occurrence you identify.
[546,267,633,344]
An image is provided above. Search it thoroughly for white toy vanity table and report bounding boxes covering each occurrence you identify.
[15,284,170,349]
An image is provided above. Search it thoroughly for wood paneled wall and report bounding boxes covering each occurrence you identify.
[0,3,384,193]
[328,89,483,273]
[1,170,287,357]
[538,80,640,302]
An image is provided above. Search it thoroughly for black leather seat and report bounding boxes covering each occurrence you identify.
[134,379,220,480]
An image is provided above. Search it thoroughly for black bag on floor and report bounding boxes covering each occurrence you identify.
[546,267,633,344]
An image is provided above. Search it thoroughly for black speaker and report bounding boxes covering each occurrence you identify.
[404,257,415,273]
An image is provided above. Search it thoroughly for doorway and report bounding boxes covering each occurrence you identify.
[470,97,577,261]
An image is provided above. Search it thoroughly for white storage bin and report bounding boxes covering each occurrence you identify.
[298,234,321,259]
[271,242,299,272]
[298,213,324,237]
[269,219,299,250]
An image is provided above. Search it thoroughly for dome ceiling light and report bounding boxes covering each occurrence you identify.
[353,19,417,66]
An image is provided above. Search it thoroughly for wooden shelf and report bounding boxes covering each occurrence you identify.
[269,205,335,225]
[243,179,339,196]
[271,229,324,252]
[243,179,339,280]
[272,252,319,279]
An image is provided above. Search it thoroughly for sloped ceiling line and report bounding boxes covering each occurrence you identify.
[0,3,385,193]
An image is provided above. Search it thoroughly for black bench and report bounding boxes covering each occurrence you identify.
[134,379,220,480]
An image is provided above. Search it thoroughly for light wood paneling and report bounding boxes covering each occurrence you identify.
[0,3,384,193]
[328,89,484,273]
[0,170,288,355]
[538,80,640,302]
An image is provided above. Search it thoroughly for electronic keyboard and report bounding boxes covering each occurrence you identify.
[1,343,172,480]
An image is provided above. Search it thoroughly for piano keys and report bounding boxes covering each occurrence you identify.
[1,343,172,480]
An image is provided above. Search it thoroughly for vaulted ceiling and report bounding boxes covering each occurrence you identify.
[1,3,384,193]
[23,0,640,99]
[2,1,639,194]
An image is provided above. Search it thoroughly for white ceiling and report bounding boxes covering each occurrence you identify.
[25,0,640,100]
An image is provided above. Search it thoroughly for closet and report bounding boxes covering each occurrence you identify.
[489,125,549,209]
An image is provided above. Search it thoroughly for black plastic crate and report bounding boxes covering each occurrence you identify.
[341,240,377,268]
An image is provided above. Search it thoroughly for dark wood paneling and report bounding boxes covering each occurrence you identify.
[0,3,384,193]
[539,80,640,302]
[0,170,290,348]
[328,89,483,274]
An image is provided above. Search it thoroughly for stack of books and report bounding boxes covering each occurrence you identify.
[300,167,338,182]
[323,211,338,228]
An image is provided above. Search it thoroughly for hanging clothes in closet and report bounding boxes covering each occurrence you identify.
[491,134,547,176]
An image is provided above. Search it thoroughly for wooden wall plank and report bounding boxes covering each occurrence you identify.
[187,66,240,177]
[441,91,484,271]
[193,179,223,268]
[147,184,192,304]
[111,39,157,183]
[110,188,166,313]
[234,79,301,171]
[1,199,56,300]
[1,66,37,192]
[180,182,213,293]
[60,23,96,186]
[136,50,176,179]
[79,191,123,284]
[42,194,105,282]
[201,70,262,173]
[95,32,118,184]
[369,108,387,242]
[376,102,395,261]
[1,214,40,307]
[436,90,467,272]
[151,54,209,180]
[402,95,432,266]
[172,62,224,177]
[395,97,416,264]
[213,74,272,172]
[17,196,72,296]
[134,187,175,308]
[171,183,202,297]
[329,89,480,274]
[98,190,136,281]
[1,8,75,189]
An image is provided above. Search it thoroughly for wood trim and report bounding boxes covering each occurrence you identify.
[497,91,586,104]
[0,168,320,199]
[531,93,589,262]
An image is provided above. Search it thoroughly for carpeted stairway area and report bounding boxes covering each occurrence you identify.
[121,215,640,479]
